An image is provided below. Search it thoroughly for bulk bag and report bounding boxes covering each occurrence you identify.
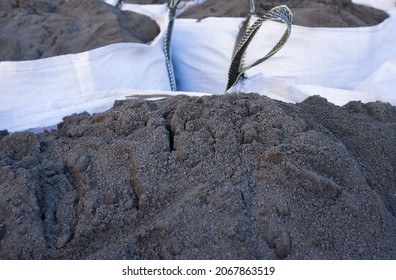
[172,2,396,105]
[0,3,170,132]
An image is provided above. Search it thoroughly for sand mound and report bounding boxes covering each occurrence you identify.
[1,94,395,259]
[179,0,389,27]
[0,0,160,61]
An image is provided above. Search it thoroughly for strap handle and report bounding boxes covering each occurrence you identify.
[164,0,186,91]
[226,5,293,93]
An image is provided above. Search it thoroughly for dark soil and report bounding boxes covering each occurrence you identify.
[0,0,160,61]
[1,93,396,259]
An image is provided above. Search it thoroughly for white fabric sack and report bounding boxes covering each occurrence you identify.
[121,3,167,17]
[103,0,120,6]
[355,59,396,100]
[173,17,244,94]
[0,8,170,132]
[172,6,396,105]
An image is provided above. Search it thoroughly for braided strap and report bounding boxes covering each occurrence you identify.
[164,0,185,91]
[226,5,293,93]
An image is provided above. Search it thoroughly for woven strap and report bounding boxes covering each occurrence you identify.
[226,5,293,93]
[164,0,184,91]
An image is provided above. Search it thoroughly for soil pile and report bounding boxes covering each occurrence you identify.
[0,0,160,61]
[179,0,389,27]
[1,94,396,259]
